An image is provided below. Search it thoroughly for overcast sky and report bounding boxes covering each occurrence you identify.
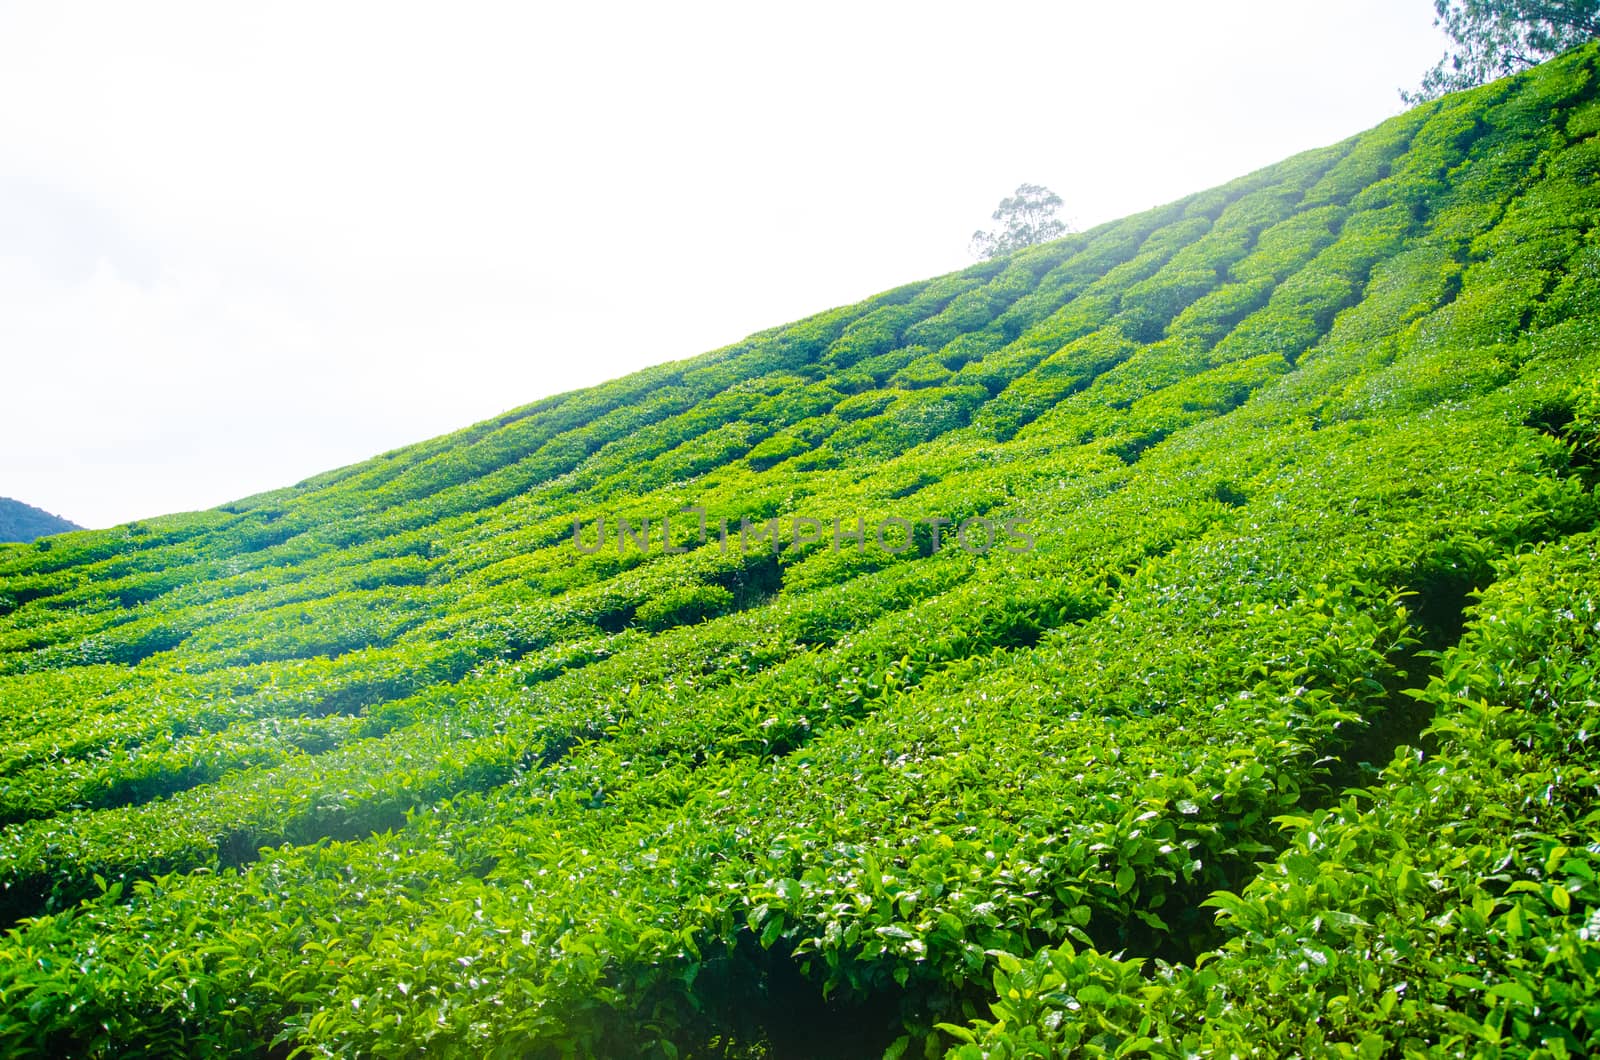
[1,1,1453,529]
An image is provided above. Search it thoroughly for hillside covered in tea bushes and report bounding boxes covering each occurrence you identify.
[2,45,1600,1058]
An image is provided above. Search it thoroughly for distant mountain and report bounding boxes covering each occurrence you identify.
[0,497,81,543]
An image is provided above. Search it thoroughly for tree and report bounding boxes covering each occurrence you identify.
[1405,1,1600,103]
[970,183,1070,259]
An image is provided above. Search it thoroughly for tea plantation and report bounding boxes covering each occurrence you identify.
[3,46,1600,1057]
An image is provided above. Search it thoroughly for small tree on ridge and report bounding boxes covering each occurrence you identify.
[970,183,1070,259]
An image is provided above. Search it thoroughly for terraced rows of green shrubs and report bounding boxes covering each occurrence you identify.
[2,45,1599,1057]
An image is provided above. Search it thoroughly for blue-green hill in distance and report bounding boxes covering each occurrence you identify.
[0,498,79,544]
[1,45,1598,1057]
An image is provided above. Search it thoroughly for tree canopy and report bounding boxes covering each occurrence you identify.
[1406,0,1600,101]
[970,183,1070,259]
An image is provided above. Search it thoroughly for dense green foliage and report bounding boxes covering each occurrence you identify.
[1409,2,1600,102]
[0,498,79,544]
[2,47,1600,1057]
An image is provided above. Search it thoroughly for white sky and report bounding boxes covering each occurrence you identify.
[1,1,1453,529]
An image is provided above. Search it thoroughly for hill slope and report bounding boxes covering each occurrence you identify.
[0,498,79,544]
[1,47,1598,1057]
